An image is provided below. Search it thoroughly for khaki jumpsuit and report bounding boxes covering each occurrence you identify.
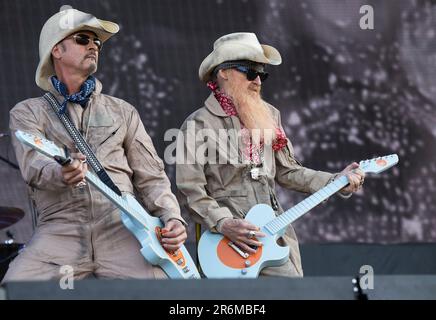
[3,79,184,282]
[176,94,335,277]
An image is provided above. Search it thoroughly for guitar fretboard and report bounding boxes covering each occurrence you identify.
[264,176,349,235]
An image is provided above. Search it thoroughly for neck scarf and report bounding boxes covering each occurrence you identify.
[50,76,96,114]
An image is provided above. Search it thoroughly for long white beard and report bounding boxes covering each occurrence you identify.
[226,81,277,143]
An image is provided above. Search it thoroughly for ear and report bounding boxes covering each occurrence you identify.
[51,44,63,60]
[217,69,229,81]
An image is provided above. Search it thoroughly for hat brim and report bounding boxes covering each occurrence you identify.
[36,18,119,91]
[199,42,282,82]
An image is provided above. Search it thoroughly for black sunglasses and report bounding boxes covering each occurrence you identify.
[66,33,103,51]
[235,66,269,82]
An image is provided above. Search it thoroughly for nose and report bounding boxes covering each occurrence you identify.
[89,43,98,52]
[253,75,262,85]
[87,40,99,52]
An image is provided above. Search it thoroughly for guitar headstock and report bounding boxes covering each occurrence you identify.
[15,130,65,159]
[359,154,399,174]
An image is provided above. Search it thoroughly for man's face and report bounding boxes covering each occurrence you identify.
[226,68,262,96]
[53,30,101,75]
[221,65,276,133]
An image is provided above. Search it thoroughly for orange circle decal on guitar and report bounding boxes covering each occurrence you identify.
[376,159,387,167]
[217,237,262,269]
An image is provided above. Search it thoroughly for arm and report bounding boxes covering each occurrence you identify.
[123,104,187,251]
[123,104,185,226]
[274,112,364,196]
[9,101,68,191]
[274,112,334,193]
[175,117,233,232]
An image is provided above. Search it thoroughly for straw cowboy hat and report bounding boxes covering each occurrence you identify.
[198,32,282,82]
[35,8,119,91]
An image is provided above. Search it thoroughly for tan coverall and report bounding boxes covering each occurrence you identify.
[176,94,336,277]
[3,79,184,282]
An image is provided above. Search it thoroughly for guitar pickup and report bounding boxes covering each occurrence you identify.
[177,258,184,265]
[182,266,190,273]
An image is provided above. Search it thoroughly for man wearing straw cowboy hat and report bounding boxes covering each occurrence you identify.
[176,32,365,277]
[3,8,186,282]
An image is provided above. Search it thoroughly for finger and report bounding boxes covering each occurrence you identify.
[65,172,86,185]
[70,153,86,161]
[162,228,185,238]
[252,231,266,238]
[162,221,185,237]
[237,232,263,246]
[234,241,257,254]
[63,168,83,181]
[239,220,260,231]
[82,163,88,175]
[242,229,266,239]
[65,176,85,185]
[348,172,361,185]
[64,163,87,182]
[347,162,360,170]
[350,177,360,191]
[354,168,365,178]
[243,238,263,247]
[162,233,187,245]
[62,159,82,173]
[162,242,184,252]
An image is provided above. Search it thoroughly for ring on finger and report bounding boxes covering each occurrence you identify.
[247,230,256,239]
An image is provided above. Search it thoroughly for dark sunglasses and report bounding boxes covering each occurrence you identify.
[235,66,269,82]
[66,33,103,51]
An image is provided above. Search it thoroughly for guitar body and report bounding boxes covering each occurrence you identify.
[198,204,289,278]
[120,194,200,279]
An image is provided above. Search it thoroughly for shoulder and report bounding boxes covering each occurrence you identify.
[265,101,281,117]
[10,97,49,119]
[98,94,137,112]
[96,94,141,123]
[180,106,214,130]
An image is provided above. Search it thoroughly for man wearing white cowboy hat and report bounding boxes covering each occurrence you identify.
[176,32,365,277]
[3,8,187,282]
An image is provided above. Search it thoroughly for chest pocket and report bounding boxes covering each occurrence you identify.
[88,114,123,151]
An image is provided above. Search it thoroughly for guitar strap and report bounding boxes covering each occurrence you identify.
[43,92,122,196]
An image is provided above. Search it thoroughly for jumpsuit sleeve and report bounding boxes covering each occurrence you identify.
[9,101,68,191]
[274,111,335,193]
[175,117,233,231]
[123,104,185,225]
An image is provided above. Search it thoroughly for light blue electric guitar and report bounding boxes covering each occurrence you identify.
[198,154,399,278]
[15,130,200,279]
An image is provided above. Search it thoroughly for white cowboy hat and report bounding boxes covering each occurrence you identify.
[35,8,119,91]
[198,32,282,82]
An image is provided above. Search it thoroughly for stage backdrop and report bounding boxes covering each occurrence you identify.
[1,0,435,244]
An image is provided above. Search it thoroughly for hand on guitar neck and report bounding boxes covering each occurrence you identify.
[55,152,88,186]
[337,162,366,195]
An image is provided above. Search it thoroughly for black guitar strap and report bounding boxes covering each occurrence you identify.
[43,92,122,196]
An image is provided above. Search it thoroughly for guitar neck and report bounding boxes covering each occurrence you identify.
[264,176,349,235]
[84,172,149,230]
